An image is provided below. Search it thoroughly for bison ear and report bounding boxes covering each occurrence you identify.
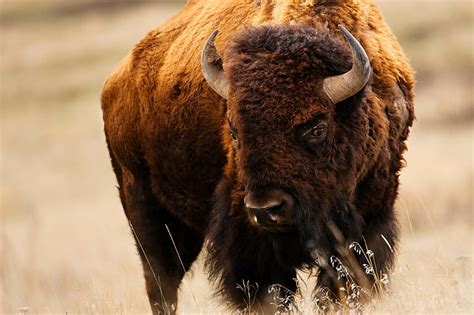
[201,30,230,99]
[393,82,411,135]
[323,25,372,104]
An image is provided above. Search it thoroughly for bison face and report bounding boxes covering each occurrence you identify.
[203,25,376,263]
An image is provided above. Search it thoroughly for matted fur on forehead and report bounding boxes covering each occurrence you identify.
[223,25,355,127]
[224,25,353,81]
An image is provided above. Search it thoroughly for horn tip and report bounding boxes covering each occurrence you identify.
[337,24,353,40]
[210,29,220,40]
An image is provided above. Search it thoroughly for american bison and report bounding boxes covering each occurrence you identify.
[101,0,414,313]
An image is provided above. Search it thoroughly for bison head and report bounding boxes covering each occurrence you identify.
[202,25,384,268]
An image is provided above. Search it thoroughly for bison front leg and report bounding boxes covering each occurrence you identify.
[313,215,398,309]
[222,262,297,314]
[119,168,203,314]
[313,253,372,310]
[207,227,298,312]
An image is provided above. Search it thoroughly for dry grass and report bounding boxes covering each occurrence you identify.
[1,1,472,314]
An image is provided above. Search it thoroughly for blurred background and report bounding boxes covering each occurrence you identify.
[1,0,472,313]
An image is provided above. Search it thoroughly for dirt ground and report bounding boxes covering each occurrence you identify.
[1,1,472,313]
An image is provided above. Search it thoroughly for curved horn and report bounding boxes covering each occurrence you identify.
[323,25,372,104]
[201,30,229,99]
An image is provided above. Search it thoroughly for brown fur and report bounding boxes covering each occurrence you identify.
[101,0,414,313]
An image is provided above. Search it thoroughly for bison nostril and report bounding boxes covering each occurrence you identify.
[245,201,284,213]
[265,201,284,213]
[245,201,287,225]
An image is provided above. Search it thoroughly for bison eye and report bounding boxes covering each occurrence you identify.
[301,120,328,147]
[230,129,238,141]
[312,124,327,138]
[229,127,239,142]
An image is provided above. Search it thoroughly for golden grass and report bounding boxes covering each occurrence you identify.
[1,1,472,314]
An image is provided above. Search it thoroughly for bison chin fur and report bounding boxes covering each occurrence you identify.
[205,176,373,310]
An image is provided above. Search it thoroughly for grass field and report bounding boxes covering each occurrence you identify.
[1,0,472,314]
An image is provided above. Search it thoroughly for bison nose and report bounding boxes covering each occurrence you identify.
[244,190,294,226]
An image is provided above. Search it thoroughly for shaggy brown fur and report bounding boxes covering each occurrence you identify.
[101,0,414,313]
